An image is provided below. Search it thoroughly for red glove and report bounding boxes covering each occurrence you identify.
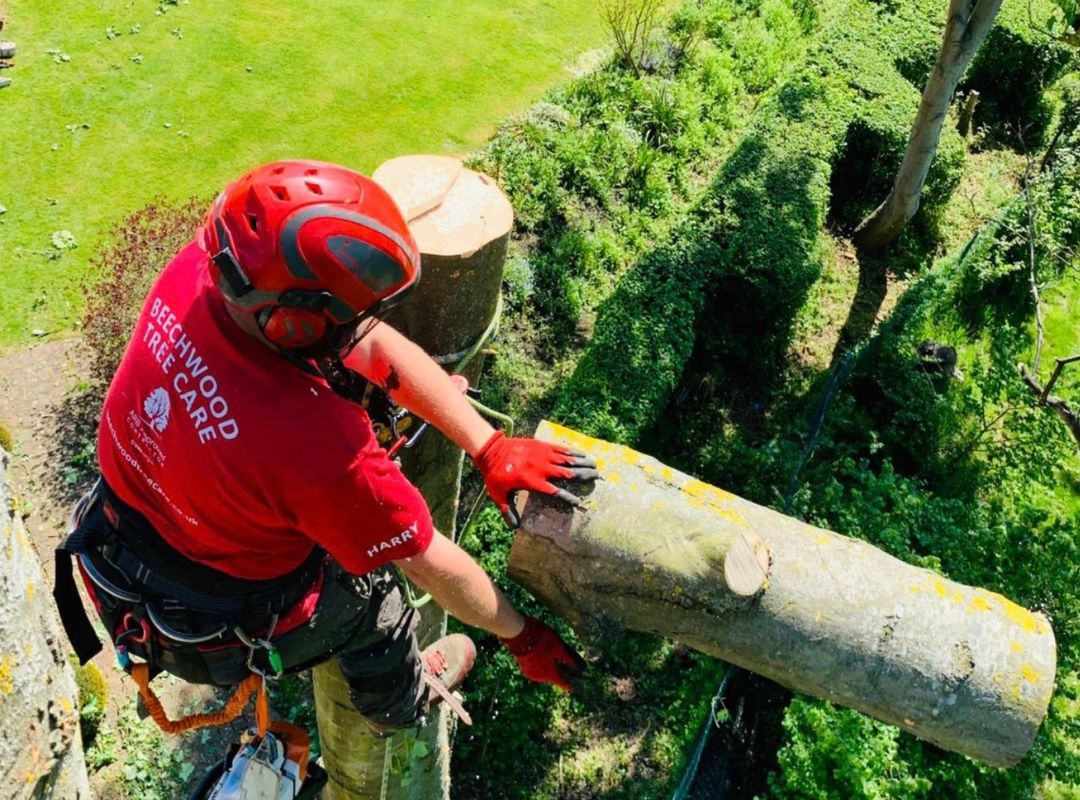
[501,616,586,692]
[472,430,598,528]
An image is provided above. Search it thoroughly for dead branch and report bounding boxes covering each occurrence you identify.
[1019,358,1080,448]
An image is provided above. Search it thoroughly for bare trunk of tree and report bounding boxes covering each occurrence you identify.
[0,447,91,799]
[854,0,1003,252]
[508,422,1056,769]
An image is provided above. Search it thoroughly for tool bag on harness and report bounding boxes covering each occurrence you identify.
[54,479,325,685]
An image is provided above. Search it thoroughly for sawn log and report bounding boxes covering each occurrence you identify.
[508,422,1056,768]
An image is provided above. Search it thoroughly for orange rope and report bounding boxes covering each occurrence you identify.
[130,663,269,737]
[130,664,309,781]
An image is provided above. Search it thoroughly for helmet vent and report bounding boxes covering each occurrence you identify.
[305,181,324,196]
[245,213,259,233]
[272,166,285,175]
[304,168,318,176]
[270,185,290,201]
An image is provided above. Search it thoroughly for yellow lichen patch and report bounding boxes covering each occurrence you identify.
[25,580,34,600]
[606,471,623,484]
[990,594,1051,635]
[595,458,608,471]
[909,584,921,594]
[952,592,964,604]
[1011,642,1024,654]
[816,534,831,546]
[683,480,737,505]
[993,673,1003,684]
[0,654,14,694]
[651,500,667,512]
[59,696,75,714]
[1021,665,1040,683]
[545,423,612,455]
[970,595,991,612]
[934,580,949,598]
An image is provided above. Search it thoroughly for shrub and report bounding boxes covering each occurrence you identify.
[82,198,206,389]
[963,0,1075,146]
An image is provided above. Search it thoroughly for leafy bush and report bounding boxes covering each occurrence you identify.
[963,0,1075,146]
[755,142,1080,798]
[81,198,206,389]
[553,0,974,444]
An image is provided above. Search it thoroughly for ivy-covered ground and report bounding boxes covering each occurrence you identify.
[447,0,1079,796]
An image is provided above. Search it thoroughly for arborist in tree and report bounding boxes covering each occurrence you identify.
[55,160,594,740]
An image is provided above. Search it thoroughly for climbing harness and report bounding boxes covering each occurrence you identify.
[55,481,328,798]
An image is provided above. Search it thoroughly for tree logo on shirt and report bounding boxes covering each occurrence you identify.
[143,387,171,433]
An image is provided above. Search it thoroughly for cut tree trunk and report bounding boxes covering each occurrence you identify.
[508,422,1057,768]
[854,0,1003,252]
[312,156,511,800]
[0,446,91,799]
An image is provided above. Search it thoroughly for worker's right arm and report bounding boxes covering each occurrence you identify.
[395,531,585,692]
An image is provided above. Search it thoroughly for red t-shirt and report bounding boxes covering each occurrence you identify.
[97,240,434,579]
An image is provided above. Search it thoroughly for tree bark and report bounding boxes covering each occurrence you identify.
[0,446,91,799]
[508,422,1057,768]
[854,0,1003,252]
[312,157,511,800]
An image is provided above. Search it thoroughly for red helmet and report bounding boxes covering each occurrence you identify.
[201,160,420,352]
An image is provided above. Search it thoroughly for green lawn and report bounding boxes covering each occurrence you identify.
[0,0,607,347]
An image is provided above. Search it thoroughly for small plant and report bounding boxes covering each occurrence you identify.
[72,660,109,746]
[0,423,13,452]
[50,229,78,251]
[45,48,71,63]
[600,0,664,77]
[105,26,121,40]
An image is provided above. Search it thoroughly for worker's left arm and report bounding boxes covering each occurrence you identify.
[347,321,598,526]
[347,320,494,456]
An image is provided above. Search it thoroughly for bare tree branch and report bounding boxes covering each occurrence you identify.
[1019,360,1080,448]
[599,0,663,76]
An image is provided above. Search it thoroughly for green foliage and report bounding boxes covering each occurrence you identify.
[757,140,1080,798]
[768,698,932,799]
[81,198,205,389]
[72,659,109,747]
[964,0,1075,146]
[553,0,974,444]
[99,698,188,800]
[0,424,12,453]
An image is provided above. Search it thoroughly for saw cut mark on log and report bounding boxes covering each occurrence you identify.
[509,422,1057,768]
